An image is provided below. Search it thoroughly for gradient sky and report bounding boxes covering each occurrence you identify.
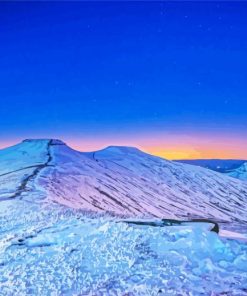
[0,1,247,159]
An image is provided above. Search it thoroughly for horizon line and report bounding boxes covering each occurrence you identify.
[0,138,247,161]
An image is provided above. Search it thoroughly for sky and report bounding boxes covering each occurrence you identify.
[0,1,247,159]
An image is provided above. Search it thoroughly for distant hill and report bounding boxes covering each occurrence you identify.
[226,162,247,181]
[174,159,247,173]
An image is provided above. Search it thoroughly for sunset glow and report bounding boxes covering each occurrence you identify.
[2,132,246,161]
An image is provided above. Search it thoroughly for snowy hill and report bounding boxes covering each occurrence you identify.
[1,139,247,223]
[1,139,247,295]
[226,162,247,181]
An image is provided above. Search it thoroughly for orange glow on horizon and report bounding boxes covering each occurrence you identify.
[143,146,247,160]
[1,134,247,160]
[67,136,247,160]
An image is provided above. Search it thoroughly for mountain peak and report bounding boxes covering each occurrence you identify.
[104,145,142,154]
[22,139,66,146]
[92,145,154,161]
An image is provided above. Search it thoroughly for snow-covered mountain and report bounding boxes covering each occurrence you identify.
[1,139,247,295]
[226,162,247,181]
[1,139,247,223]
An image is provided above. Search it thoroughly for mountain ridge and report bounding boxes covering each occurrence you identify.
[0,139,247,224]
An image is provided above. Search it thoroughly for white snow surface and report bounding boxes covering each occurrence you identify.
[0,139,49,174]
[0,202,247,296]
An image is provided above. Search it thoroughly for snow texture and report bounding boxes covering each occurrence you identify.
[0,202,247,296]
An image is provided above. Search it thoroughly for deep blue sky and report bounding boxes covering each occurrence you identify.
[0,1,247,158]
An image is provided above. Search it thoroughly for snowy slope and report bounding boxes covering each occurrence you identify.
[1,139,247,223]
[0,139,62,200]
[0,140,51,200]
[226,162,247,181]
[0,139,50,175]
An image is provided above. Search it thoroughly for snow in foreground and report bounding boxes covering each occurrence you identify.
[0,201,247,296]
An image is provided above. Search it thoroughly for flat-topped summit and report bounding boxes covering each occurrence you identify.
[22,139,66,145]
[104,145,142,154]
[97,145,152,156]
